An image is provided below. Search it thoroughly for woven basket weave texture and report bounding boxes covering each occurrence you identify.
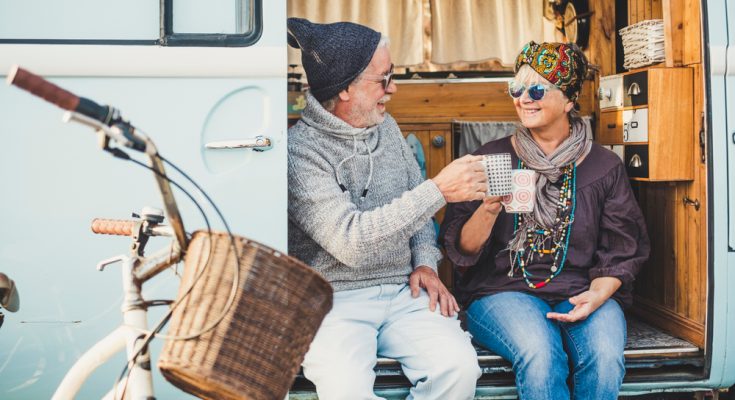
[159,231,333,400]
[619,19,665,69]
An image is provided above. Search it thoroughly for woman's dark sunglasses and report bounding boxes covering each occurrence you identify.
[508,80,556,101]
[363,64,395,91]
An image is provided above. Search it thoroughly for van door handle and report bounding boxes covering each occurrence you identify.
[205,135,273,152]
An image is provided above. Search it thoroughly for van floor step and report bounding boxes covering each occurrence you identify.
[291,316,702,391]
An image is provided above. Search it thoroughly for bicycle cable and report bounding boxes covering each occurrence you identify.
[108,150,214,399]
[120,152,243,342]
[108,147,243,399]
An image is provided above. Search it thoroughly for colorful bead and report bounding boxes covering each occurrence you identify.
[512,160,577,289]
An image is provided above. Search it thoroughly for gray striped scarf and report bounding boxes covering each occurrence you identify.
[508,116,592,253]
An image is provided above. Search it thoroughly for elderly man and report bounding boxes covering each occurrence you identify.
[287,17,484,400]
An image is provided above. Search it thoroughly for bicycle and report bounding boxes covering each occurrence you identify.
[6,66,333,400]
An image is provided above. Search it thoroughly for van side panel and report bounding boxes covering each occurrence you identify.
[0,1,286,398]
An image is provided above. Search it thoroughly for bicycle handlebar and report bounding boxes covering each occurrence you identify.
[7,65,113,125]
[91,219,135,236]
[91,218,174,237]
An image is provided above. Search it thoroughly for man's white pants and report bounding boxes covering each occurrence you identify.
[302,283,481,400]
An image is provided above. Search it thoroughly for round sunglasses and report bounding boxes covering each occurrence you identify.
[361,64,395,91]
[508,80,557,101]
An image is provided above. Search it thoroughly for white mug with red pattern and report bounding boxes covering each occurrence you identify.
[501,169,537,213]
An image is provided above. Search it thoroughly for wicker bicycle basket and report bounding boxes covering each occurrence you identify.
[159,231,333,400]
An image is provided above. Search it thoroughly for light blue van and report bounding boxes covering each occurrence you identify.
[1,1,734,399]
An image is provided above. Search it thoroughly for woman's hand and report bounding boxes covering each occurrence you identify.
[546,289,607,322]
[458,196,504,255]
[480,196,504,215]
[546,277,622,323]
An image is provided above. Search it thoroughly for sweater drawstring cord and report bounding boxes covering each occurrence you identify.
[362,143,373,201]
[335,136,373,202]
[335,136,358,192]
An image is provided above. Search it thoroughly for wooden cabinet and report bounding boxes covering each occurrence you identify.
[399,123,456,224]
[400,124,454,287]
[400,125,453,186]
[597,67,694,181]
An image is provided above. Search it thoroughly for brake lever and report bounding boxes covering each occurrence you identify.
[63,111,148,153]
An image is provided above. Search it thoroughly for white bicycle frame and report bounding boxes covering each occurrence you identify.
[52,219,180,400]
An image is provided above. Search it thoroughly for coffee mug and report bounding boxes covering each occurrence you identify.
[501,169,537,213]
[482,153,512,196]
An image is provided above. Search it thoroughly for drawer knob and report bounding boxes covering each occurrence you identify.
[627,82,641,96]
[431,135,446,148]
[683,196,701,211]
[607,123,617,129]
[598,87,612,100]
[628,154,643,168]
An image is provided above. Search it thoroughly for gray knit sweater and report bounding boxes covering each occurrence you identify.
[288,93,446,291]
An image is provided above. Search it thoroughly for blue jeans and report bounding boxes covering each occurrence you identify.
[466,291,626,400]
[302,284,481,400]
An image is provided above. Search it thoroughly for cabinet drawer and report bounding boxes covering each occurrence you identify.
[599,75,624,109]
[623,108,649,142]
[625,145,649,179]
[596,68,693,181]
[598,111,623,144]
[623,71,648,107]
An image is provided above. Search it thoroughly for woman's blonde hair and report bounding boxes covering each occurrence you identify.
[514,64,551,86]
[513,65,581,120]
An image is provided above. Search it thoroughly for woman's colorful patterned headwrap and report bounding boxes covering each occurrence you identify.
[514,41,588,102]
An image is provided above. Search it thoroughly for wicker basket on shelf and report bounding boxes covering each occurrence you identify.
[619,19,665,69]
[159,230,333,400]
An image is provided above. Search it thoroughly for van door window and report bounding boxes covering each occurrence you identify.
[173,0,254,34]
[0,0,262,47]
[0,0,159,43]
[163,0,261,46]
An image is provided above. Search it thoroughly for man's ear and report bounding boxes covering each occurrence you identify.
[338,88,351,102]
[564,100,575,113]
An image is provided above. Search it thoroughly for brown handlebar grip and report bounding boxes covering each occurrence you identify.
[6,65,80,111]
[91,219,136,236]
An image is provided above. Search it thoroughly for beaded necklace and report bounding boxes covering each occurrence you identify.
[511,159,577,289]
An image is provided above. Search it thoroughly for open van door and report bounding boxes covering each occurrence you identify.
[720,0,735,251]
[704,0,735,390]
[707,0,735,385]
[0,1,286,398]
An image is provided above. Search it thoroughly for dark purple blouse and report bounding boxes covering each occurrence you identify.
[440,136,650,309]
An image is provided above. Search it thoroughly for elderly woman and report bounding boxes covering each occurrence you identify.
[440,42,650,399]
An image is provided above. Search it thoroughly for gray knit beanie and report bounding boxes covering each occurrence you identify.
[287,18,381,103]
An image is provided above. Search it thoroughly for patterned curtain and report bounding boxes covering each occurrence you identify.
[430,0,555,65]
[287,0,424,67]
[288,0,556,69]
[454,120,518,157]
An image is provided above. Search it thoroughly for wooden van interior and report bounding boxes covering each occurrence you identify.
[289,0,708,393]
